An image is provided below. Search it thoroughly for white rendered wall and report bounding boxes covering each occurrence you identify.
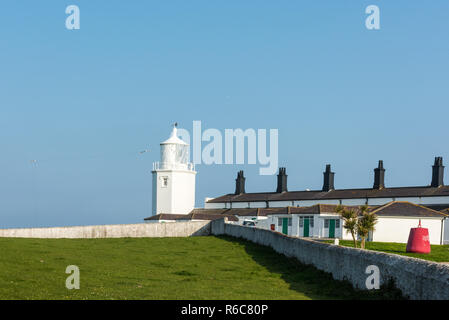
[153,169,196,215]
[293,215,316,237]
[268,201,294,208]
[205,195,449,211]
[153,170,173,214]
[171,170,196,214]
[342,228,354,241]
[319,215,343,238]
[444,219,449,245]
[340,198,367,206]
[236,215,268,222]
[373,217,443,245]
[231,202,250,208]
[0,221,210,238]
[294,196,449,206]
[255,219,270,229]
[265,216,277,230]
[258,215,444,244]
[292,215,342,239]
[152,172,157,214]
[393,197,421,203]
[420,196,449,205]
[249,202,267,208]
[366,198,394,206]
[272,215,292,235]
[204,202,227,209]
[293,199,340,207]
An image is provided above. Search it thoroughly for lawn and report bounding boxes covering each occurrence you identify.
[0,235,401,300]
[323,240,449,262]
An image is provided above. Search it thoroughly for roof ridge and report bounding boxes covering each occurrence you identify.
[412,202,449,217]
[370,201,396,214]
[206,185,449,203]
[369,201,449,217]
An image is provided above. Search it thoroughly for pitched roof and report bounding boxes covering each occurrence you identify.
[144,201,449,221]
[370,201,448,218]
[187,213,239,222]
[189,208,265,217]
[190,208,284,217]
[206,185,449,203]
[143,211,239,222]
[423,204,449,212]
[261,202,448,218]
[189,208,230,215]
[144,214,187,221]
[261,204,371,216]
[289,204,367,215]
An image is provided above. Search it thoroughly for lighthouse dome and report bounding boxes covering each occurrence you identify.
[160,126,188,146]
[157,124,192,170]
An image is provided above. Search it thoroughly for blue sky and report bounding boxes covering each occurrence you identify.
[1,1,448,228]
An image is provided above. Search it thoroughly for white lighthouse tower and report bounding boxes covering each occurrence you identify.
[152,124,196,216]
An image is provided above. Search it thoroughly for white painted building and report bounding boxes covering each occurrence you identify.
[263,202,448,245]
[263,205,347,239]
[151,124,196,216]
[366,202,447,245]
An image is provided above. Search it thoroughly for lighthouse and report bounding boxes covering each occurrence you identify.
[152,124,196,216]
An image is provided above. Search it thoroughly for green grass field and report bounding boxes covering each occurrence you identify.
[323,240,449,262]
[0,235,401,300]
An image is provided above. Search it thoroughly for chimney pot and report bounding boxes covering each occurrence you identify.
[276,167,288,193]
[322,164,335,191]
[431,157,444,187]
[373,160,386,189]
[235,170,246,194]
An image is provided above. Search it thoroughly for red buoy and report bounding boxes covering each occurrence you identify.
[406,220,431,254]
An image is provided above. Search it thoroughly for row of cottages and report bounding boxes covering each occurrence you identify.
[263,202,448,245]
[144,202,449,244]
[204,159,449,210]
[197,158,449,244]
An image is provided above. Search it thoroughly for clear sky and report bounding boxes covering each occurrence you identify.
[1,1,448,228]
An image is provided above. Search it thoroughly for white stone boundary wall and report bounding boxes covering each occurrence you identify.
[0,221,210,239]
[211,218,449,300]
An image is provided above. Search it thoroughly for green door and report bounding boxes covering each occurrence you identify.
[282,218,288,235]
[329,219,336,238]
[303,218,310,237]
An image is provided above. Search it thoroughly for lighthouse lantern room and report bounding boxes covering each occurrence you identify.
[152,124,196,215]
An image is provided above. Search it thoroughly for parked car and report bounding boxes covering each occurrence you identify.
[242,220,257,227]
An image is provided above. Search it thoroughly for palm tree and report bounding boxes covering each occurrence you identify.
[357,205,378,249]
[336,205,359,248]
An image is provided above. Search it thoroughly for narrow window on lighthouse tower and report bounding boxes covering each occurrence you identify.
[161,176,169,188]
